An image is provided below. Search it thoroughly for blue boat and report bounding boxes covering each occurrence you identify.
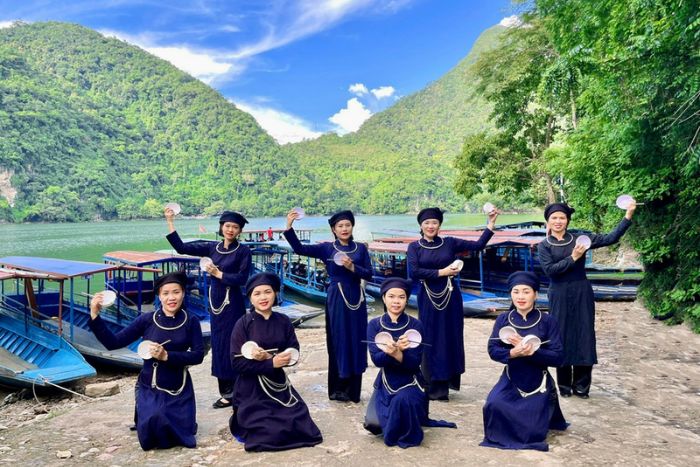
[0,257,144,369]
[0,271,96,388]
[113,241,325,327]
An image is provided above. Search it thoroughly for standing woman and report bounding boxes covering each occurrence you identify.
[537,202,636,398]
[165,209,252,409]
[481,271,567,451]
[407,207,498,401]
[229,272,323,452]
[89,272,204,450]
[284,209,372,402]
[365,277,456,448]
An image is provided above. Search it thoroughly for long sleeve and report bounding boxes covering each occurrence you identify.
[527,317,564,367]
[229,318,276,376]
[88,314,147,350]
[220,247,252,286]
[451,228,494,252]
[166,230,210,257]
[537,241,577,277]
[283,228,327,259]
[590,218,632,249]
[367,318,420,370]
[352,247,373,281]
[487,317,512,364]
[407,243,439,280]
[162,318,205,367]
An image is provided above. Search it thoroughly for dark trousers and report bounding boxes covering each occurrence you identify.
[327,353,362,402]
[218,378,234,401]
[426,374,461,401]
[557,365,592,396]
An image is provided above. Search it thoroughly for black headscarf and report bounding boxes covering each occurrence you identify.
[417,207,443,224]
[507,271,540,292]
[380,277,413,299]
[154,271,188,293]
[328,210,355,227]
[543,203,575,221]
[245,272,281,296]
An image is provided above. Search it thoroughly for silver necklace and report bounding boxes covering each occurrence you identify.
[337,283,365,310]
[418,237,444,249]
[153,309,188,330]
[507,308,542,329]
[216,241,240,255]
[421,278,453,310]
[380,313,409,331]
[545,232,573,247]
[333,240,358,254]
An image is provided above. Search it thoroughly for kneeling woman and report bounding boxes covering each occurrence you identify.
[481,271,567,451]
[366,277,456,449]
[89,272,204,450]
[229,273,323,452]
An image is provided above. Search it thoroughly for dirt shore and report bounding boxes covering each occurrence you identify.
[1,300,698,466]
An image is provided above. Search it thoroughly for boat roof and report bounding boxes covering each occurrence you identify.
[0,256,119,280]
[103,250,198,267]
[369,232,543,253]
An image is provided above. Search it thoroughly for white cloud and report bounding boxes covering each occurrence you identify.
[349,83,368,96]
[99,29,239,84]
[370,85,395,99]
[499,15,522,28]
[0,20,19,28]
[233,100,322,144]
[329,97,372,134]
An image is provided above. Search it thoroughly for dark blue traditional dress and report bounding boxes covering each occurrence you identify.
[166,231,252,400]
[283,228,372,402]
[407,231,493,400]
[89,310,204,450]
[481,308,567,451]
[537,218,632,396]
[229,311,323,452]
[365,313,456,448]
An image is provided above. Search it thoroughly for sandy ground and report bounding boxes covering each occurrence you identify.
[0,299,698,466]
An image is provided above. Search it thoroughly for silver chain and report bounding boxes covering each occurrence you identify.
[150,362,189,396]
[258,374,299,407]
[381,369,424,395]
[208,286,230,315]
[506,367,548,398]
[337,283,365,311]
[421,278,453,310]
[215,241,240,254]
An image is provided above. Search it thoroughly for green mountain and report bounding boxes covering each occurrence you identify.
[284,25,503,213]
[0,22,503,222]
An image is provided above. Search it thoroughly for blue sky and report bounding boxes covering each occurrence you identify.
[0,0,518,143]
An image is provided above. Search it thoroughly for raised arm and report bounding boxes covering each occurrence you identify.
[283,227,327,259]
[590,217,633,249]
[88,313,148,350]
[451,228,494,252]
[165,230,211,257]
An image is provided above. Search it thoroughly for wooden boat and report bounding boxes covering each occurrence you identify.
[113,241,325,327]
[370,223,640,302]
[0,257,144,369]
[0,270,96,388]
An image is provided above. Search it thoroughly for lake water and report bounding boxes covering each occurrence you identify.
[0,213,539,262]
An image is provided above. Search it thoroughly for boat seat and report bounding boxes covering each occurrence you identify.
[0,346,39,373]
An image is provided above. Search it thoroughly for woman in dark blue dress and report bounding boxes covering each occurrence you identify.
[407,207,498,400]
[89,272,204,450]
[365,277,456,448]
[537,202,636,398]
[229,273,323,452]
[284,209,372,402]
[481,271,567,451]
[165,209,252,409]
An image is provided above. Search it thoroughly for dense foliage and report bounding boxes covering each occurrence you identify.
[458,2,700,329]
[0,22,507,222]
